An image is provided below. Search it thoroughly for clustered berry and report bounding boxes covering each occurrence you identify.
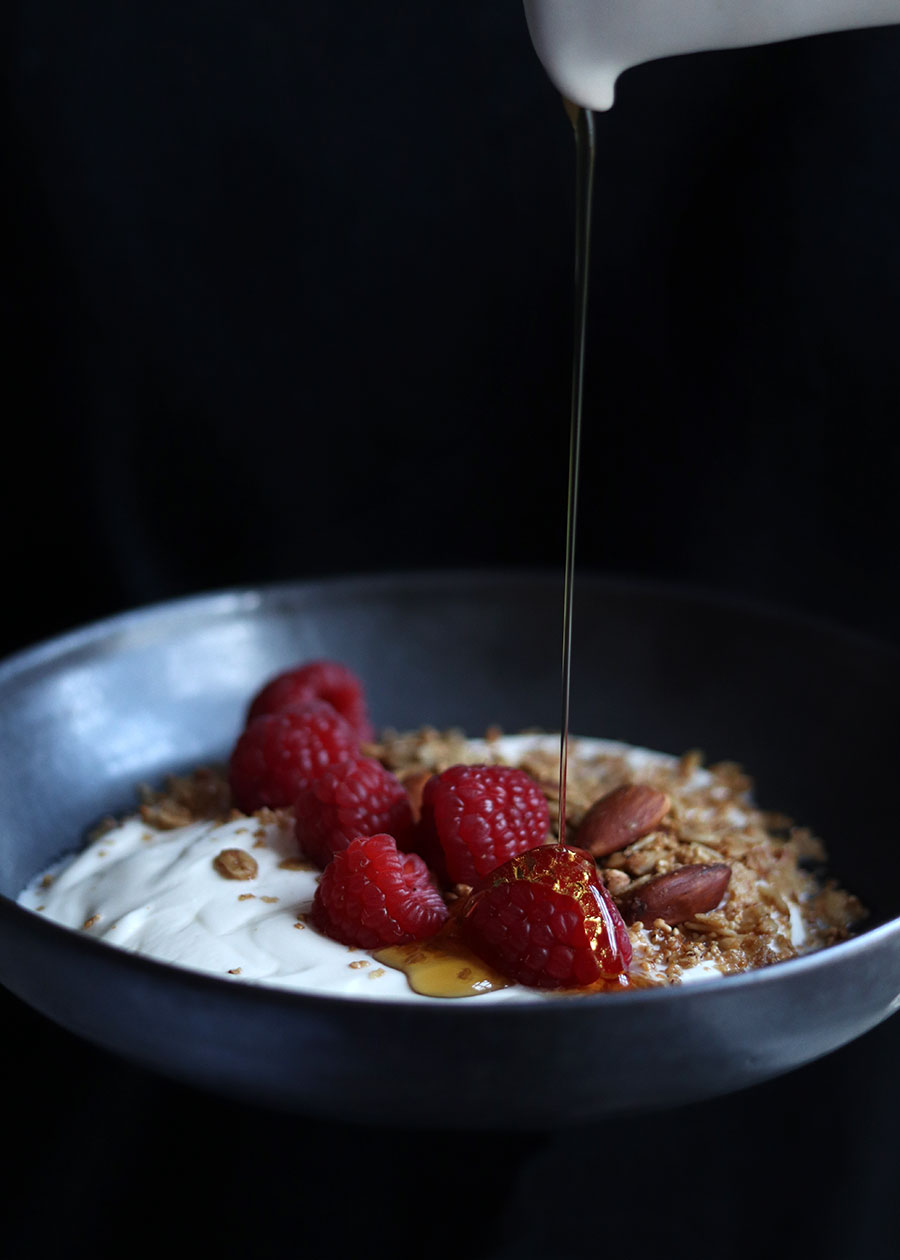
[228,699,358,812]
[414,763,551,884]
[246,659,374,741]
[311,835,448,949]
[460,846,632,989]
[226,659,632,986]
[293,754,415,868]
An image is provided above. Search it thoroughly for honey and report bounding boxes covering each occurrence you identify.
[374,925,511,998]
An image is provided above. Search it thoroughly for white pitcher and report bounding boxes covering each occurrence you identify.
[524,0,900,109]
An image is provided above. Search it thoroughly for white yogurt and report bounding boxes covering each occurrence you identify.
[18,735,718,1001]
[523,0,900,109]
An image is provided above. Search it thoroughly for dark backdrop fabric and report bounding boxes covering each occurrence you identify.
[3,6,900,1259]
[6,7,900,651]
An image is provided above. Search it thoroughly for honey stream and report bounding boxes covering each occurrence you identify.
[376,107,599,998]
[557,103,596,849]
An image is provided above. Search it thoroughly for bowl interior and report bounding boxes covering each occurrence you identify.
[1,572,896,922]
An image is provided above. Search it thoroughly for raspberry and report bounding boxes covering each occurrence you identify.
[228,700,358,812]
[415,764,550,885]
[461,845,632,989]
[311,834,448,949]
[294,756,415,868]
[246,660,373,741]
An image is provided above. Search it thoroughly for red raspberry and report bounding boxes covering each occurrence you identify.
[294,756,415,868]
[461,845,632,989]
[228,700,358,812]
[246,660,374,741]
[415,764,550,885]
[311,834,448,949]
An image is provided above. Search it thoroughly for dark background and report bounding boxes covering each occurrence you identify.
[3,5,900,1258]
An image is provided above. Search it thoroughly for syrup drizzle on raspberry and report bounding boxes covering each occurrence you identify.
[558,104,596,848]
[374,901,636,999]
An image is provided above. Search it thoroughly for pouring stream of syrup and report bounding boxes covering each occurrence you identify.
[557,104,596,848]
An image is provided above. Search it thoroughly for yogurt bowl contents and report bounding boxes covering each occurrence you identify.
[18,660,865,1001]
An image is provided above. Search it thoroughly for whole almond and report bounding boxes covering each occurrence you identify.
[577,783,671,857]
[619,863,731,926]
